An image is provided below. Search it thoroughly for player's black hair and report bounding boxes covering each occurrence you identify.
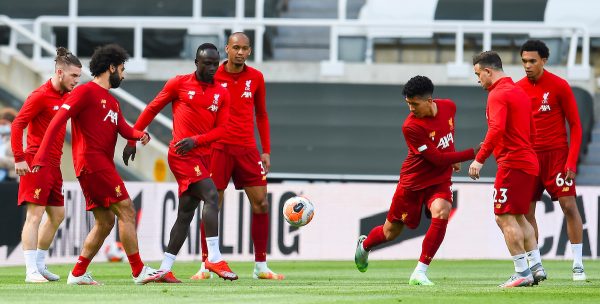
[520,39,550,59]
[196,43,218,58]
[55,47,82,68]
[402,75,434,98]
[89,44,129,77]
[472,51,503,71]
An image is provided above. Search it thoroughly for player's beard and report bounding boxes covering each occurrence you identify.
[109,70,123,88]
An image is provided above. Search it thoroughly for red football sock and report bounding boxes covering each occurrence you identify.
[363,225,387,251]
[127,252,144,277]
[251,213,269,262]
[71,256,91,277]
[419,218,448,265]
[200,221,208,262]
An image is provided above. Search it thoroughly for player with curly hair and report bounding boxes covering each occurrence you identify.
[33,44,165,285]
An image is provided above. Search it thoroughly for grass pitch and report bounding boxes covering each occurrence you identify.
[0,260,598,303]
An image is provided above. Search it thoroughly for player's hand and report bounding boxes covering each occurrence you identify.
[140,132,151,145]
[175,137,196,155]
[14,161,31,176]
[31,165,41,173]
[452,162,461,172]
[123,145,137,166]
[261,153,271,173]
[468,160,483,180]
[565,168,576,182]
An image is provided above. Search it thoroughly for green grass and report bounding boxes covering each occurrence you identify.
[0,260,598,303]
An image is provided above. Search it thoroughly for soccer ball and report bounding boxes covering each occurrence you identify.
[283,196,315,227]
[104,241,126,262]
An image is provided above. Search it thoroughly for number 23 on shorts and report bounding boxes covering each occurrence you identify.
[493,187,508,204]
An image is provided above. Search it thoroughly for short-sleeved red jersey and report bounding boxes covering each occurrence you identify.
[516,70,582,173]
[33,81,144,176]
[400,99,475,190]
[476,77,539,176]
[130,73,230,156]
[11,80,66,167]
[214,62,270,153]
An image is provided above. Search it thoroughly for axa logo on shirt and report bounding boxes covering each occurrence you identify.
[207,94,220,112]
[241,80,253,98]
[103,109,118,125]
[539,92,551,112]
[437,132,454,149]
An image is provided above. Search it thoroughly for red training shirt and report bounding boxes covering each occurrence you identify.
[214,62,270,153]
[400,99,475,190]
[33,81,144,176]
[516,69,582,173]
[476,77,539,176]
[11,80,66,167]
[129,73,230,156]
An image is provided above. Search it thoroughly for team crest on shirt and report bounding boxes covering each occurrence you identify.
[221,83,227,88]
[429,131,436,141]
[33,188,41,200]
[539,92,551,112]
[194,165,202,176]
[207,94,220,112]
[188,91,196,100]
[53,105,59,111]
[241,80,253,98]
[100,99,107,108]
[448,118,454,131]
[115,185,122,197]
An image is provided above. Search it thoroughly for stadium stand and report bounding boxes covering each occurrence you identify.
[0,0,597,183]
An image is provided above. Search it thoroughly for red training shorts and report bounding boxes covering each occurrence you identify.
[493,167,536,215]
[77,168,129,211]
[210,143,267,190]
[18,154,63,206]
[533,149,576,201]
[387,182,453,229]
[168,148,211,197]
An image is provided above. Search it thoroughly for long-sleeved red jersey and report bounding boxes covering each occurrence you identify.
[516,70,582,173]
[33,81,144,176]
[214,62,270,154]
[11,80,66,167]
[400,99,475,190]
[476,77,539,176]
[130,73,230,156]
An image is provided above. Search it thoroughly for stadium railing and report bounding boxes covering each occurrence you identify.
[16,0,590,80]
[0,14,170,163]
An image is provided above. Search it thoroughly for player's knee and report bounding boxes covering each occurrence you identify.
[204,187,219,207]
[49,211,65,227]
[96,219,115,233]
[431,206,450,219]
[25,212,43,226]
[251,199,269,214]
[559,201,578,217]
[177,207,196,224]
